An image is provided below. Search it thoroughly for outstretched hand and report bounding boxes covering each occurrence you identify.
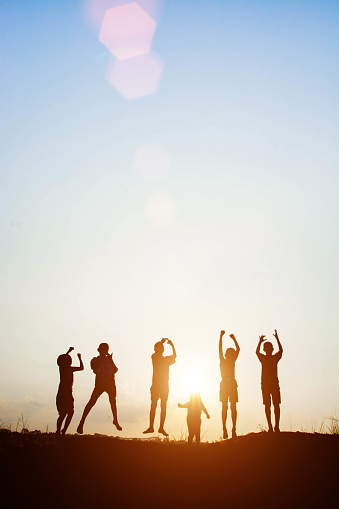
[220,330,225,337]
[229,334,236,340]
[77,353,82,359]
[259,335,266,343]
[273,329,279,340]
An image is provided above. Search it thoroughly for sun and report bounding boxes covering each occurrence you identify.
[179,366,207,396]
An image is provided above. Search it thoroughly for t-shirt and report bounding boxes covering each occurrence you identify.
[58,365,74,395]
[181,398,207,424]
[258,352,282,386]
[91,355,118,385]
[220,354,238,381]
[151,354,176,390]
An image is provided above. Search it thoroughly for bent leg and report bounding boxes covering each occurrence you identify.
[77,387,101,433]
[108,390,122,430]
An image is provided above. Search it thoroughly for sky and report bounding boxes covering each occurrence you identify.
[0,0,338,440]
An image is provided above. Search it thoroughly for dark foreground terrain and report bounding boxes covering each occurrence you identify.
[0,430,337,508]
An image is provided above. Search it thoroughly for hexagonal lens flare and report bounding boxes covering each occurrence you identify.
[99,2,157,60]
[106,52,163,100]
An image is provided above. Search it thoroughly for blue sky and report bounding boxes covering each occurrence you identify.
[0,0,338,438]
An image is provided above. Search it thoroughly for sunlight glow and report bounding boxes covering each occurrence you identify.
[180,368,206,396]
[134,143,171,181]
[146,191,176,225]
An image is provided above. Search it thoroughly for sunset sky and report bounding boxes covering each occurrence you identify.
[1,0,338,440]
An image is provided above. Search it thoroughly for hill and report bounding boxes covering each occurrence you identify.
[0,430,337,508]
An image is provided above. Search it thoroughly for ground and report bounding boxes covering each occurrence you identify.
[0,430,337,508]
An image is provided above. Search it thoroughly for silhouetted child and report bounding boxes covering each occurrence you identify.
[219,330,240,439]
[56,347,84,437]
[256,329,283,433]
[77,342,122,434]
[143,338,177,436]
[178,392,210,444]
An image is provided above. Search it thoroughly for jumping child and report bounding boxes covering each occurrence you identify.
[77,342,122,434]
[143,338,177,436]
[56,347,84,437]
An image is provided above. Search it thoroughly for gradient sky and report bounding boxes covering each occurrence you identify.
[0,0,338,440]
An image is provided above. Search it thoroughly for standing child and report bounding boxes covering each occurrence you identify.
[219,330,240,439]
[143,338,177,436]
[56,347,84,437]
[178,392,210,444]
[77,342,122,434]
[256,329,283,433]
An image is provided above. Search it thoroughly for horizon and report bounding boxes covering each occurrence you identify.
[0,0,338,441]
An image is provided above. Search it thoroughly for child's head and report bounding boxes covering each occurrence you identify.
[57,354,72,367]
[154,341,165,355]
[225,347,237,361]
[98,343,109,355]
[263,341,274,355]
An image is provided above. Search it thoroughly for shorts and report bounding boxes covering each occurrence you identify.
[219,379,238,403]
[261,383,281,406]
[150,385,169,403]
[56,391,74,415]
[89,382,117,403]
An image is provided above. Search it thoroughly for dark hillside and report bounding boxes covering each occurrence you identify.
[1,431,337,508]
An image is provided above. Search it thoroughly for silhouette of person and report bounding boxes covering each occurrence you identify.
[256,329,283,433]
[77,343,122,434]
[219,330,240,439]
[143,338,177,436]
[178,392,210,444]
[56,347,84,437]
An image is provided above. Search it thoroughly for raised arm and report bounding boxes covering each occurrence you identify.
[167,339,177,359]
[219,330,225,361]
[273,329,283,355]
[72,353,84,372]
[256,335,266,359]
[229,334,240,356]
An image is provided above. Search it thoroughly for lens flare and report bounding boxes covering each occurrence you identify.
[99,2,157,60]
[106,52,163,100]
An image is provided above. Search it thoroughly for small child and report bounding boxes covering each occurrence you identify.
[178,392,210,444]
[56,347,84,437]
[256,329,283,433]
